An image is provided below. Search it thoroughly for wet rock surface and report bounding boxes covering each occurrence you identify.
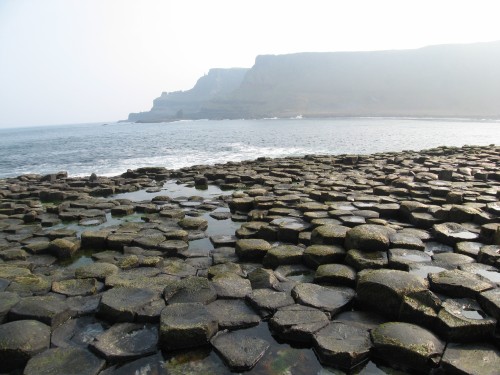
[0,144,499,374]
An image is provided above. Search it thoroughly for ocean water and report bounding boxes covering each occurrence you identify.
[0,117,499,178]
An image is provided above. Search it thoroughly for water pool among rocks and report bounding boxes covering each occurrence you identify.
[0,145,499,374]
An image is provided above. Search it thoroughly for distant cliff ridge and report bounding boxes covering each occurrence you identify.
[127,41,500,122]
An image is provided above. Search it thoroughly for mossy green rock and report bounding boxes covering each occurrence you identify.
[371,322,444,373]
[0,319,51,372]
[345,249,388,270]
[310,225,350,246]
[75,262,119,280]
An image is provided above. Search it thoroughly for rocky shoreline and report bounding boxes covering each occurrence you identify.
[0,144,499,374]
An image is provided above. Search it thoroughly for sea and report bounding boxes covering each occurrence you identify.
[1,117,499,179]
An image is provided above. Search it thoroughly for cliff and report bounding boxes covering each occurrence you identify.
[128,68,249,122]
[128,41,500,122]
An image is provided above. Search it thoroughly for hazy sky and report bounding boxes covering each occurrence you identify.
[1,0,499,128]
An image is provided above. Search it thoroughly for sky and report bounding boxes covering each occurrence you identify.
[1,0,499,128]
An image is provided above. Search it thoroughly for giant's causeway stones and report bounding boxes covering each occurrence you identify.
[0,144,499,373]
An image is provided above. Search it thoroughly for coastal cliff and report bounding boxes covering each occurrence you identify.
[128,41,500,122]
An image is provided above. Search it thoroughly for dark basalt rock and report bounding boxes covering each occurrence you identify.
[357,269,429,318]
[440,343,500,375]
[0,320,51,372]
[344,224,395,252]
[211,329,269,371]
[428,269,494,298]
[23,347,105,375]
[345,248,388,270]
[247,289,295,317]
[291,283,355,315]
[478,288,500,320]
[0,290,20,323]
[269,304,329,343]
[302,244,346,269]
[371,322,445,373]
[235,239,272,261]
[262,244,304,269]
[51,316,107,348]
[206,299,260,329]
[310,225,350,246]
[314,263,356,286]
[89,322,158,361]
[212,273,252,299]
[388,248,432,270]
[313,321,372,370]
[163,276,217,305]
[99,287,161,322]
[435,298,497,342]
[99,353,165,375]
[159,302,218,350]
[433,222,479,246]
[9,295,71,328]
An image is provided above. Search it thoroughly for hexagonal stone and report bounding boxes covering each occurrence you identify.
[161,259,197,278]
[433,222,479,246]
[206,299,260,329]
[210,234,237,248]
[207,262,244,278]
[388,248,432,270]
[478,245,500,265]
[291,283,355,315]
[99,287,161,322]
[440,343,500,375]
[52,278,99,296]
[111,205,134,216]
[24,347,105,375]
[49,238,79,258]
[345,249,388,270]
[5,274,51,296]
[89,322,158,361]
[428,269,494,298]
[212,273,252,299]
[9,295,71,328]
[235,239,272,261]
[247,268,279,290]
[247,289,295,317]
[302,244,346,269]
[310,225,350,246]
[107,233,136,250]
[51,316,107,348]
[345,224,395,252]
[157,240,189,256]
[163,276,217,305]
[99,353,164,375]
[455,241,483,257]
[371,322,444,373]
[211,329,269,371]
[0,291,20,323]
[160,302,218,350]
[389,232,425,250]
[0,264,31,279]
[334,310,387,331]
[313,321,371,371]
[432,252,475,267]
[178,217,208,231]
[478,288,500,321]
[270,304,329,343]
[159,209,185,219]
[81,230,110,248]
[357,269,429,318]
[262,245,304,269]
[0,320,51,372]
[399,289,442,328]
[436,298,497,342]
[75,262,119,280]
[314,264,356,286]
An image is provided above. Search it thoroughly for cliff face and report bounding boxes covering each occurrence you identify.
[128,68,249,122]
[128,41,500,122]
